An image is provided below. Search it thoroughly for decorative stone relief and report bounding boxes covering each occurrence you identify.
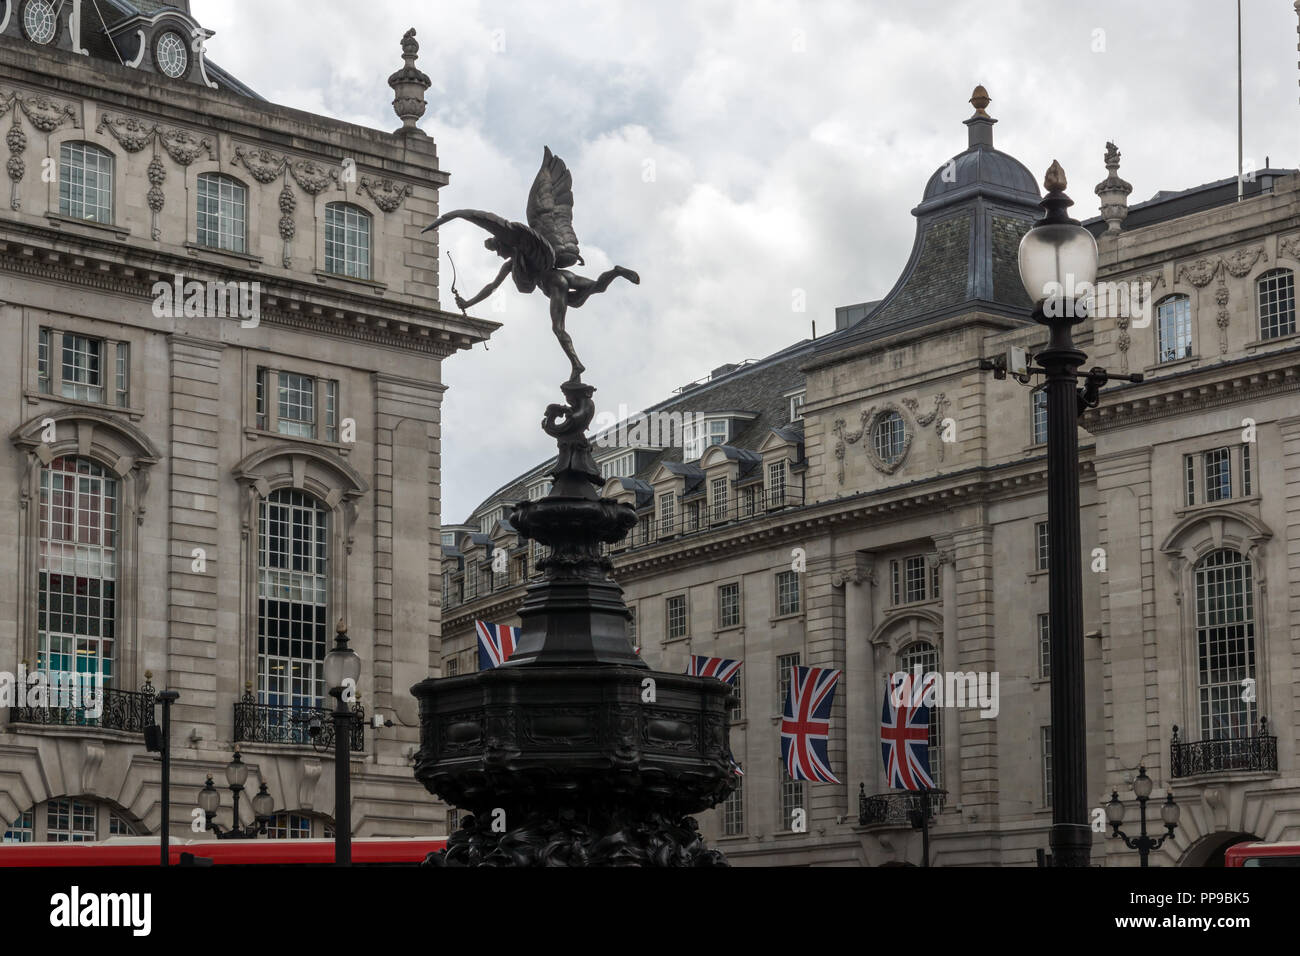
[278,181,296,268]
[1175,246,1267,354]
[1279,234,1300,262]
[288,158,338,196]
[97,113,212,239]
[359,175,413,212]
[1,88,80,210]
[831,406,872,486]
[1115,271,1164,372]
[902,393,951,461]
[232,144,287,184]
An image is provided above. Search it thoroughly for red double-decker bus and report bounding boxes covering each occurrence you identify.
[0,836,446,867]
[1225,841,1300,867]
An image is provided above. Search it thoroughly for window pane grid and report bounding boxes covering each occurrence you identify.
[61,334,103,403]
[47,799,97,843]
[873,411,906,463]
[277,372,316,438]
[776,570,800,615]
[718,582,740,628]
[197,174,247,253]
[1204,447,1231,503]
[1156,295,1193,363]
[258,490,329,716]
[898,642,942,788]
[59,143,114,224]
[1195,549,1256,741]
[723,778,744,835]
[38,458,117,682]
[666,595,687,639]
[324,203,372,280]
[1258,269,1295,340]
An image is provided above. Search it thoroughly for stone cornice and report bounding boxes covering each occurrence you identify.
[0,44,446,183]
[0,227,497,356]
[1083,346,1300,433]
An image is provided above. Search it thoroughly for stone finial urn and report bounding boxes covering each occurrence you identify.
[388,28,432,133]
[1094,142,1132,235]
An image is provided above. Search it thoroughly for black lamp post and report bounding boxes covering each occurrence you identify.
[197,750,274,839]
[987,161,1141,866]
[1107,766,1180,866]
[324,621,361,866]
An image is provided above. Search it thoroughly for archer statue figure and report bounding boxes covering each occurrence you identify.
[423,147,639,383]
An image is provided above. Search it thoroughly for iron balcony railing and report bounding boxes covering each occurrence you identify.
[858,785,947,827]
[9,677,156,733]
[233,689,365,753]
[1169,719,1277,778]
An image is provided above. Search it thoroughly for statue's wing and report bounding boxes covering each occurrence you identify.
[526,147,583,269]
[422,208,514,241]
[424,208,555,270]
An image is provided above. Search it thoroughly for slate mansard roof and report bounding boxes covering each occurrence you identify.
[458,335,823,530]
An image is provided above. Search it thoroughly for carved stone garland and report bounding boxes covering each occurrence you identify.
[0,88,82,211]
[1278,234,1300,264]
[833,396,945,484]
[1113,271,1165,373]
[232,146,348,266]
[97,112,214,241]
[1175,246,1267,354]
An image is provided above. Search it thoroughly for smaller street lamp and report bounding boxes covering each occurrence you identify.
[1107,765,1180,867]
[198,749,275,839]
[325,621,361,866]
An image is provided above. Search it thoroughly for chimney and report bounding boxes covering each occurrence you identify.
[963,85,996,149]
[1094,142,1132,234]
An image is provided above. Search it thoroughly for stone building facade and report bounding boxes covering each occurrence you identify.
[0,2,491,842]
[441,92,1300,865]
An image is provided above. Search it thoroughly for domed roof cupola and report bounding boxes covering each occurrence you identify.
[828,87,1045,348]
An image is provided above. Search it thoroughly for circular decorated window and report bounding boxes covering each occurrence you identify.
[154,31,189,79]
[872,410,907,465]
[21,0,58,45]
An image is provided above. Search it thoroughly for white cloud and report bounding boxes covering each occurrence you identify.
[191,0,1300,522]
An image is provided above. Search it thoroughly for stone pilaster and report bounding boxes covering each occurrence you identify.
[166,335,224,738]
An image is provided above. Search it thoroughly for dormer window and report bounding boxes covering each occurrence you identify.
[600,452,635,480]
[527,480,552,501]
[683,418,729,461]
[788,390,806,422]
[479,507,504,534]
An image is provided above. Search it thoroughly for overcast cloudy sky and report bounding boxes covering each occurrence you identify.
[192,0,1300,523]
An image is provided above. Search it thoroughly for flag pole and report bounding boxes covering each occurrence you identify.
[1237,0,1244,202]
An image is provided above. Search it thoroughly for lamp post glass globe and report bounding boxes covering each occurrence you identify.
[198,776,220,815]
[1017,224,1098,308]
[325,630,361,695]
[252,783,274,821]
[1133,766,1154,800]
[1161,792,1181,828]
[225,751,248,789]
[1106,791,1124,826]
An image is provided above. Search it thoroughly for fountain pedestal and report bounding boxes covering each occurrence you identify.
[412,381,736,866]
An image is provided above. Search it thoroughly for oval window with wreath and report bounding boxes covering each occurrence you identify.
[868,406,911,474]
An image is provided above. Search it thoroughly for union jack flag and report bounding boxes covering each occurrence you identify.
[685,656,742,685]
[476,620,520,670]
[880,672,935,790]
[780,665,841,783]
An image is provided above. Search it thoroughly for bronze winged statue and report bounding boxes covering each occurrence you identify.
[423,147,639,383]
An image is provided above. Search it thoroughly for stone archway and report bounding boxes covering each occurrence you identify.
[1179,831,1259,867]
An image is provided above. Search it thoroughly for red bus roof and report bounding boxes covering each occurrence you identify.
[1224,841,1300,866]
[0,836,447,867]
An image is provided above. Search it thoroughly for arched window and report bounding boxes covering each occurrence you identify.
[38,457,118,684]
[257,489,329,716]
[196,173,248,253]
[1194,549,1256,740]
[59,143,114,224]
[873,411,906,464]
[324,202,372,280]
[897,641,942,788]
[267,811,333,839]
[1257,268,1296,340]
[1156,294,1192,364]
[4,798,140,842]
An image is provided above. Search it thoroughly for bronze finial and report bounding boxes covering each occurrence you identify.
[1044,160,1068,192]
[336,618,348,636]
[969,85,991,116]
